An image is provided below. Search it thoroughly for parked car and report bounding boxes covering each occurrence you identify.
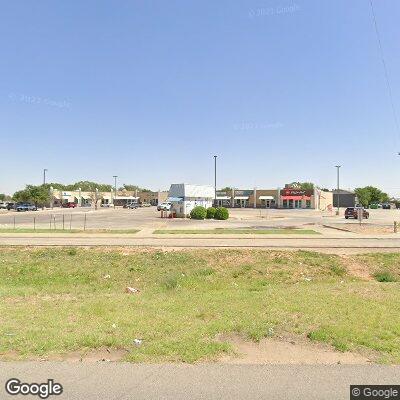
[0,202,8,209]
[381,203,392,210]
[6,202,15,210]
[16,202,37,212]
[345,207,369,219]
[101,203,112,208]
[62,202,77,208]
[140,202,151,207]
[126,202,139,209]
[157,202,172,211]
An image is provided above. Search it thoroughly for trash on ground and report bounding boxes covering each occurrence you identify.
[125,287,140,294]
[133,339,143,347]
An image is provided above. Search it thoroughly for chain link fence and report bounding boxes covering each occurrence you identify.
[0,212,93,231]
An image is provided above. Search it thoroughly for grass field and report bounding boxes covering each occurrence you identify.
[154,228,319,235]
[0,248,399,363]
[0,229,140,234]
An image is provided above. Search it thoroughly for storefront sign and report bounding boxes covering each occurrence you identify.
[281,189,313,197]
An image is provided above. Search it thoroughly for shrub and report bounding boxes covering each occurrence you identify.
[214,207,229,220]
[67,248,77,256]
[161,273,180,290]
[206,207,216,219]
[374,271,397,282]
[190,206,207,220]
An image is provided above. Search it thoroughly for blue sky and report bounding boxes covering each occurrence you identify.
[1,0,399,195]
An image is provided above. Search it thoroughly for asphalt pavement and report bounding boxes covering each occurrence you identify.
[1,363,399,400]
[1,234,400,253]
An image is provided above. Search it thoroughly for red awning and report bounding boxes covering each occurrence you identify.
[282,195,311,201]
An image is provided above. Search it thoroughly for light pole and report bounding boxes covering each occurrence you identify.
[43,169,48,185]
[335,165,341,215]
[213,155,217,206]
[113,176,118,209]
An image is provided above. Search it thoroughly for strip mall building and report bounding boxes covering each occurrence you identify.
[50,188,168,208]
[216,186,333,211]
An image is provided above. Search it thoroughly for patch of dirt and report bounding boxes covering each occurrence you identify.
[45,347,129,362]
[3,294,79,305]
[327,224,395,235]
[217,334,372,365]
[0,350,20,360]
[341,256,373,280]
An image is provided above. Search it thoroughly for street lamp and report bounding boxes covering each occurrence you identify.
[113,175,118,209]
[43,169,48,186]
[335,165,341,215]
[213,155,217,205]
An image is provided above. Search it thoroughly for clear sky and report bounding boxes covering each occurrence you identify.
[1,0,399,196]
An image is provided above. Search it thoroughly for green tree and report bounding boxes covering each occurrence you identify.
[119,184,151,192]
[43,182,67,190]
[65,181,112,192]
[287,182,315,190]
[354,186,389,207]
[354,188,371,207]
[13,185,50,206]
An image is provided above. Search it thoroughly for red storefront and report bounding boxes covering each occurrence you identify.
[280,188,313,209]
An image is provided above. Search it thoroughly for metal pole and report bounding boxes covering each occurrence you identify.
[13,216,16,230]
[33,216,36,231]
[49,215,52,229]
[113,176,118,209]
[84,213,87,231]
[43,168,48,185]
[213,155,217,205]
[70,214,72,230]
[62,214,65,230]
[335,165,341,215]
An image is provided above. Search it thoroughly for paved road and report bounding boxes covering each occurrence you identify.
[1,363,399,399]
[1,234,400,252]
[2,207,399,231]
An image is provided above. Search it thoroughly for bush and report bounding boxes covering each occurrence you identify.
[214,207,229,220]
[206,207,216,219]
[374,271,397,282]
[161,273,180,290]
[190,206,207,220]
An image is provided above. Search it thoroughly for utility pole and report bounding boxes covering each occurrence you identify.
[335,165,341,215]
[113,175,118,209]
[43,169,48,185]
[214,155,217,206]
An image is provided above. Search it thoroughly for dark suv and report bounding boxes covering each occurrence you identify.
[345,207,369,219]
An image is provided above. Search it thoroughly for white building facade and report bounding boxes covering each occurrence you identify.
[168,184,214,217]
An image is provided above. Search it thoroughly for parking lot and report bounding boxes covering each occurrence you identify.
[1,206,400,232]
